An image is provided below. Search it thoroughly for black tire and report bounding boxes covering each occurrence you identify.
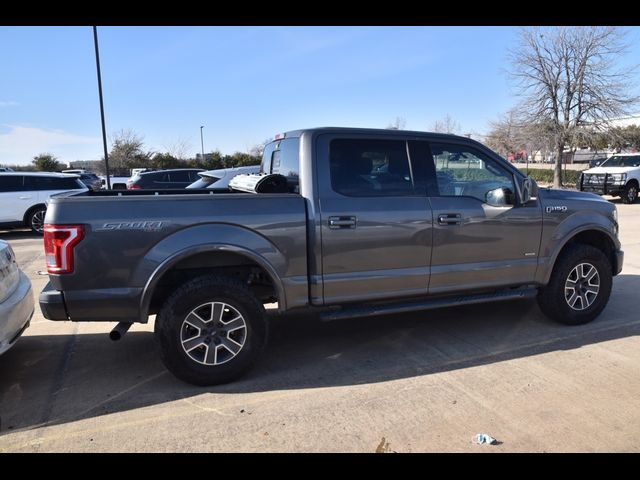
[537,244,612,325]
[622,181,638,204]
[155,275,268,386]
[26,206,47,234]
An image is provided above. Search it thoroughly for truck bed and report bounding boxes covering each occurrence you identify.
[44,190,308,321]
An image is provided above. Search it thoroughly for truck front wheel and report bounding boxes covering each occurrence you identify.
[155,275,268,386]
[622,181,638,204]
[537,244,612,325]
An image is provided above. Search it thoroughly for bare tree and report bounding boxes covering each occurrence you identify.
[248,138,273,158]
[386,117,407,130]
[484,109,526,157]
[162,137,192,160]
[432,114,460,134]
[510,26,638,187]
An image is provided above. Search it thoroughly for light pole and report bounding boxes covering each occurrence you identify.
[200,126,205,163]
[93,26,111,189]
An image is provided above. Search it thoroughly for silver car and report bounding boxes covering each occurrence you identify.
[0,239,34,355]
[186,165,261,189]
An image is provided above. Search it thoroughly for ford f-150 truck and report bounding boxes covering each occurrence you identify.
[39,128,623,385]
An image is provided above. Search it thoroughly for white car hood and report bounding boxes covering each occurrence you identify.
[583,166,637,174]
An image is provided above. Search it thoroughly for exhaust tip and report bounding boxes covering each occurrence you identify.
[109,330,122,341]
[109,322,132,341]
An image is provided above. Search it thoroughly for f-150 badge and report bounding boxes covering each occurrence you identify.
[545,206,568,213]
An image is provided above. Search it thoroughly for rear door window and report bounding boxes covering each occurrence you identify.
[0,176,25,192]
[24,176,83,190]
[329,138,414,197]
[152,172,170,184]
[168,171,190,182]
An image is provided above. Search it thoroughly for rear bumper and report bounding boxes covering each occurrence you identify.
[39,282,143,322]
[39,281,68,320]
[0,272,34,355]
[615,249,624,275]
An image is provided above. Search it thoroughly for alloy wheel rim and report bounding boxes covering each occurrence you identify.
[564,262,600,311]
[180,302,247,365]
[32,210,46,233]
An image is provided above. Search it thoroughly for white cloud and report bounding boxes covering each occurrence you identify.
[0,101,19,107]
[0,125,101,165]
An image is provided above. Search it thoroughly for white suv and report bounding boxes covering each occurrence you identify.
[0,172,87,233]
[579,153,640,204]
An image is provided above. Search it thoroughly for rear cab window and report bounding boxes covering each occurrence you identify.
[261,137,300,193]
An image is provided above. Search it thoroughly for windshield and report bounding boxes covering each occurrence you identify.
[600,155,640,167]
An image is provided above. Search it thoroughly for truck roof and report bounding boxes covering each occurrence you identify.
[280,126,477,142]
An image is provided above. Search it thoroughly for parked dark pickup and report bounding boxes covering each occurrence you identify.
[39,128,623,385]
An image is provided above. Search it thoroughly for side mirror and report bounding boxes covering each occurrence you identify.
[485,187,515,207]
[520,176,537,204]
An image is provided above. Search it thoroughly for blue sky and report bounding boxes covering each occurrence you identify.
[2,26,640,165]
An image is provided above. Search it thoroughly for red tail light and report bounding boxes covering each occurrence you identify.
[127,183,141,190]
[43,225,84,274]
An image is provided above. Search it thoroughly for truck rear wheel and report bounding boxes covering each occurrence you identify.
[155,275,268,386]
[537,244,612,325]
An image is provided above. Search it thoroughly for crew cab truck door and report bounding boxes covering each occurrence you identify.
[316,134,433,304]
[425,142,542,294]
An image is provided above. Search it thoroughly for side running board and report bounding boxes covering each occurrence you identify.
[320,288,538,322]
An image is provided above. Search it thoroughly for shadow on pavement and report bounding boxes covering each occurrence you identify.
[1,273,639,435]
[0,229,40,240]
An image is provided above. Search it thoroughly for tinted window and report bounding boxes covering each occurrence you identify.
[0,176,24,192]
[168,171,190,182]
[603,155,640,167]
[24,176,83,191]
[151,172,170,183]
[430,143,515,203]
[329,139,413,197]
[264,138,300,192]
[261,142,277,173]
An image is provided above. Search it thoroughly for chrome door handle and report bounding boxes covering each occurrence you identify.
[438,213,462,225]
[329,216,357,229]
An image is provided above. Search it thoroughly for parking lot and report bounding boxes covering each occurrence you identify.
[1,199,639,452]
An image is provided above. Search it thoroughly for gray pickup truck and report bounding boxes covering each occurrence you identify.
[39,128,623,385]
